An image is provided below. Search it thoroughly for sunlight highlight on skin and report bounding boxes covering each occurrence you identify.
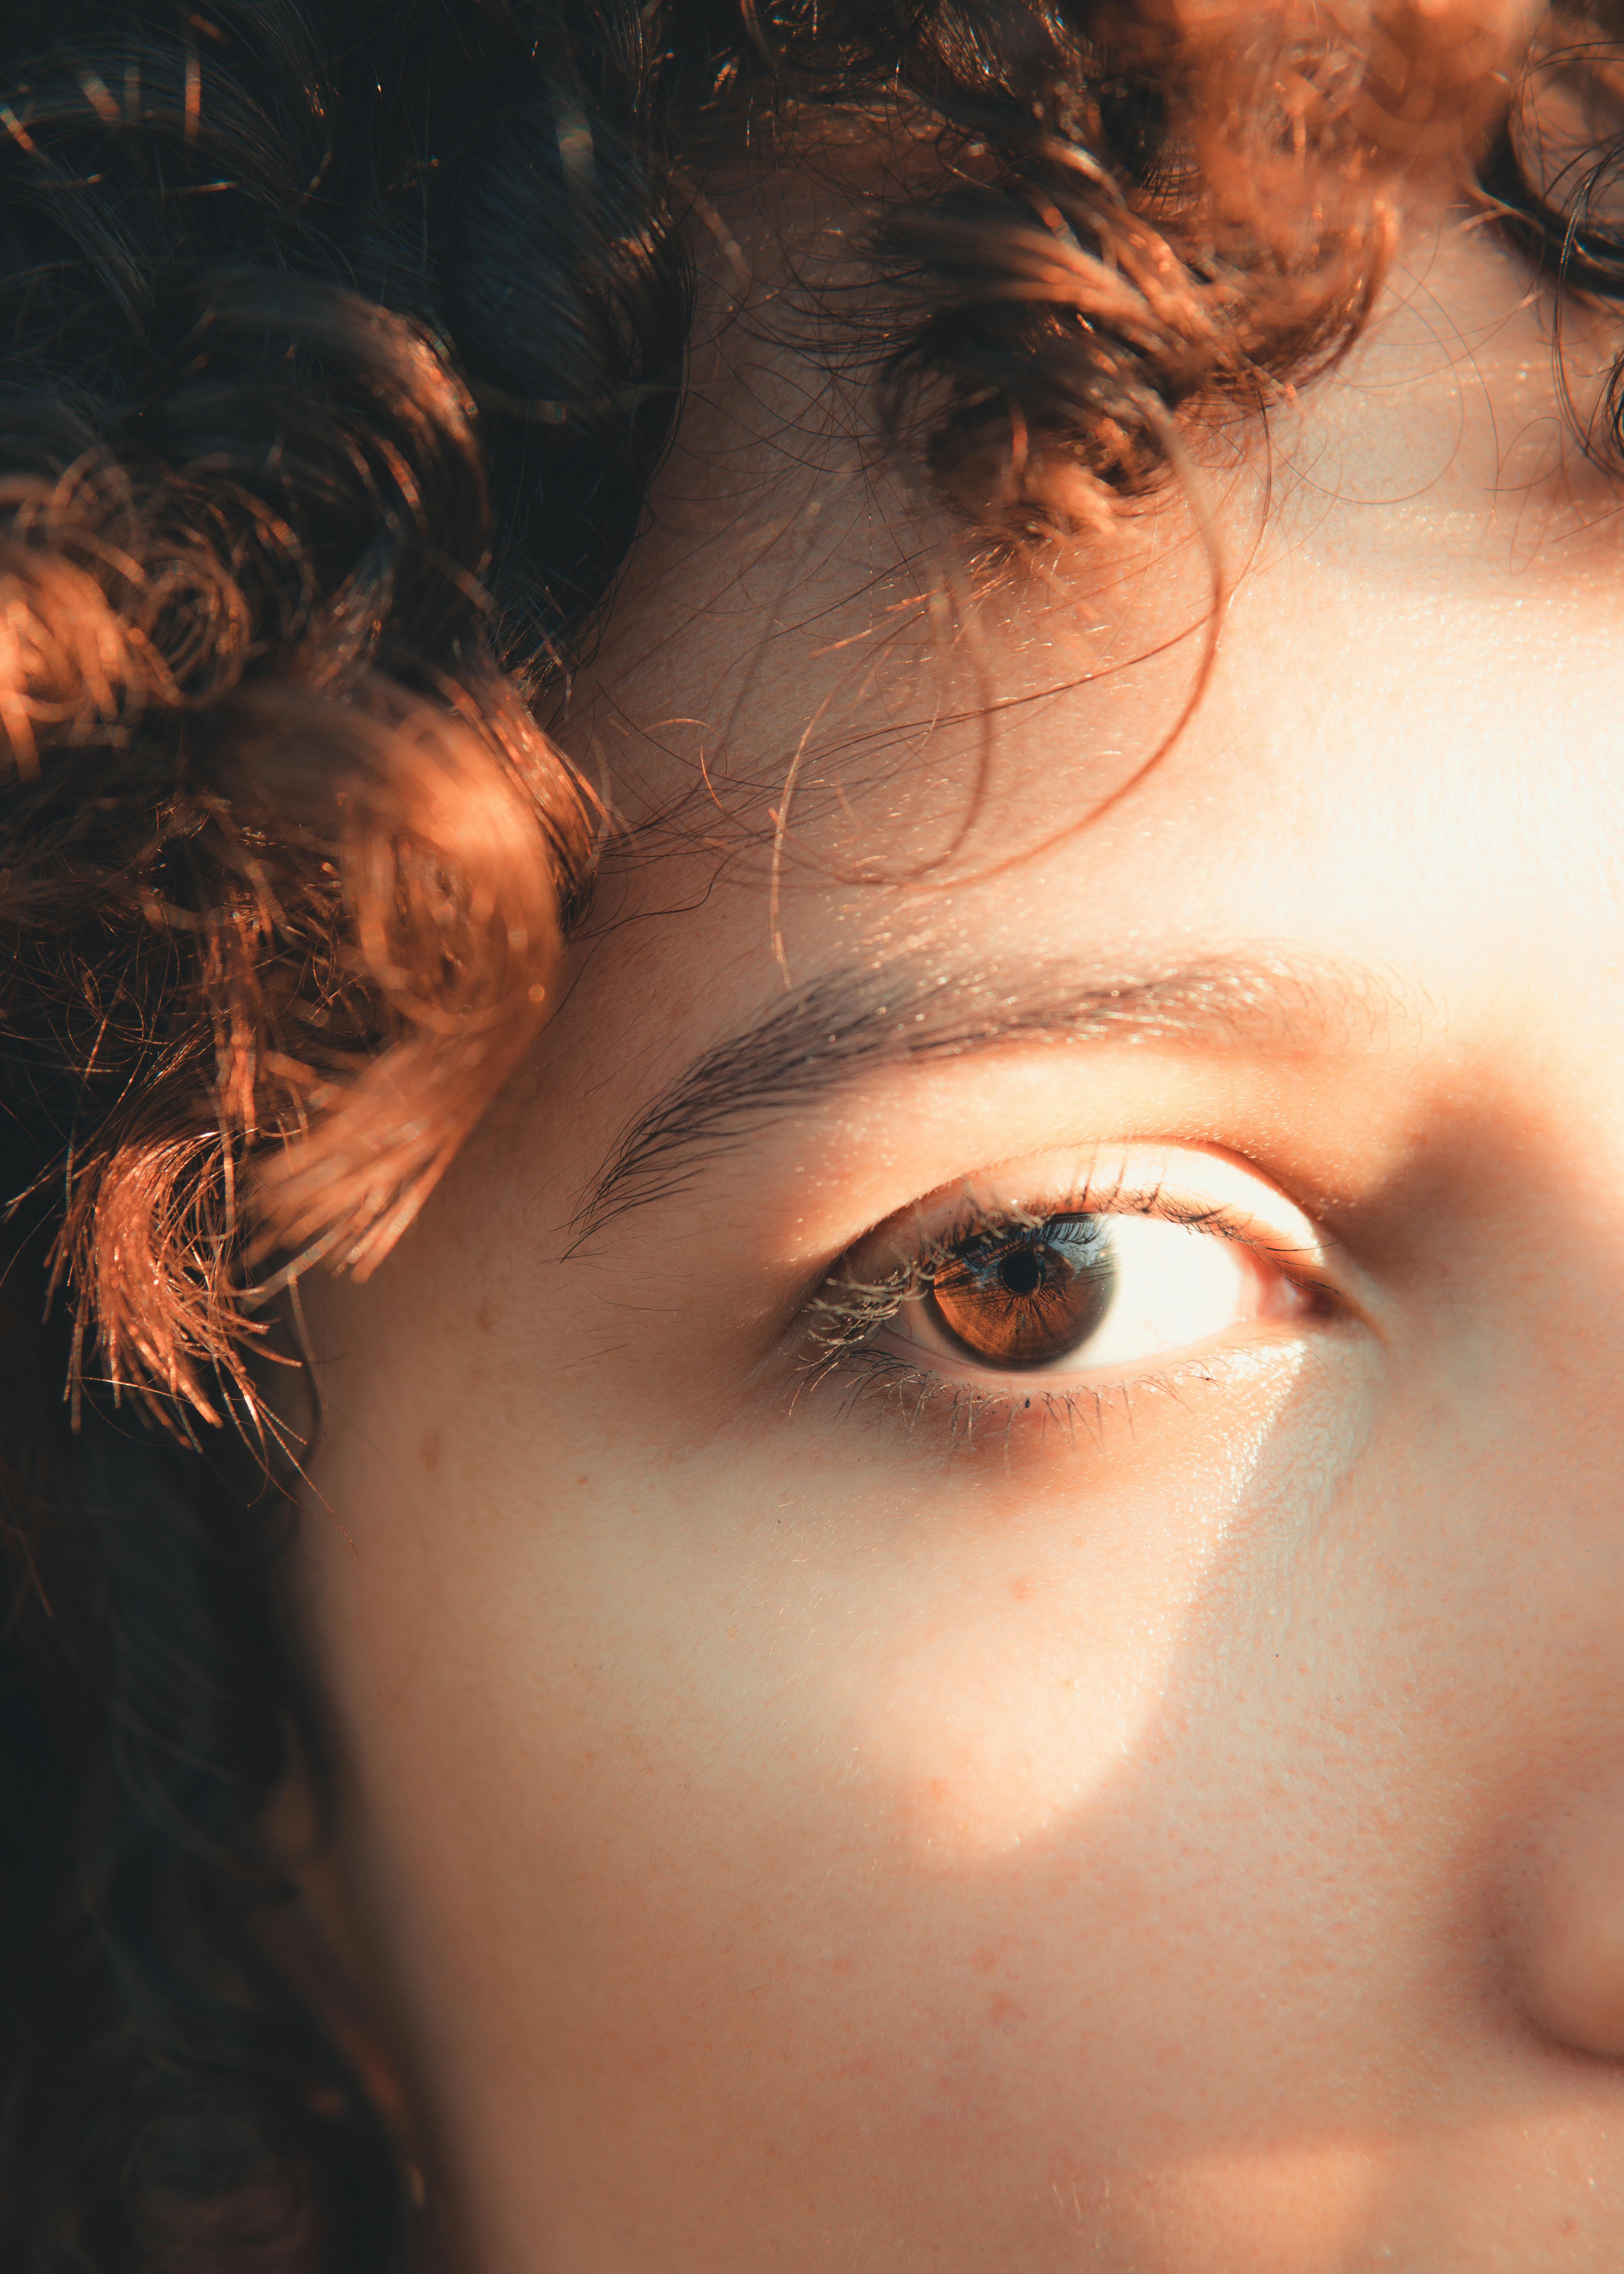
[1124,2138,1385,2274]
[838,1343,1313,1861]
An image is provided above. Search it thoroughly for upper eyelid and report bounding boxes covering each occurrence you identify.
[841,1164,1337,1290]
[1144,1198,1335,1294]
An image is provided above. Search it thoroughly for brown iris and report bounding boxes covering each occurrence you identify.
[927,1215,1116,1369]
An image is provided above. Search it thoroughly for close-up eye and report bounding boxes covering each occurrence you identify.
[904,1206,1312,1378]
[811,1157,1332,1400]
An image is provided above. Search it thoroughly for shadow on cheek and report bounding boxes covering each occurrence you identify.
[826,1344,1316,1863]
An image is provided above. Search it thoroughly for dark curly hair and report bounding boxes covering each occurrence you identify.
[0,2,1613,2265]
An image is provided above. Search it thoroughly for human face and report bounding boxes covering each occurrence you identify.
[291,202,1624,2271]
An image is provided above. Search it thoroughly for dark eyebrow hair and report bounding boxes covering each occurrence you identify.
[572,950,1387,1237]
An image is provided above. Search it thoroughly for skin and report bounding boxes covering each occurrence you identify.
[289,190,1624,2270]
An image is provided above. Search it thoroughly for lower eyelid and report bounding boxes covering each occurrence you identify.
[835,1327,1314,1451]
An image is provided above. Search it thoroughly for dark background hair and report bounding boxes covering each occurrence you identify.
[0,2,1615,2265]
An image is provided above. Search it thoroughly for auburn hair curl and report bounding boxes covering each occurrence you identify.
[0,2,1613,2266]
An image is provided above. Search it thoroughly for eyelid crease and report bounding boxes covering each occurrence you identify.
[840,1146,1334,1281]
[570,949,1406,1243]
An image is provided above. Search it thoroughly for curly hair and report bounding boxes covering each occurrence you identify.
[0,2,1610,2265]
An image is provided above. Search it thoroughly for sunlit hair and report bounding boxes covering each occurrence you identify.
[0,1,1611,2265]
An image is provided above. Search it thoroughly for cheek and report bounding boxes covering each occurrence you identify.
[804,1346,1314,1863]
[298,1331,1393,2258]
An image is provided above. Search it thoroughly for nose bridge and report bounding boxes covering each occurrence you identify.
[1407,1118,1624,2069]
[1482,1194,1624,1502]
[1409,1037,1624,1504]
[1179,1085,1624,2095]
[1418,1155,1624,1707]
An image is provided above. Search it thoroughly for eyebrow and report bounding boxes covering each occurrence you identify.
[572,950,1387,1236]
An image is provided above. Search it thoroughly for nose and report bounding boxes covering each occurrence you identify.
[1516,1791,1624,2062]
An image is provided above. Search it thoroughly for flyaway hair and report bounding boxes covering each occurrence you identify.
[0,2,1620,2267]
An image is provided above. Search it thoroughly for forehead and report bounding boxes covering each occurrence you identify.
[545,194,1624,1164]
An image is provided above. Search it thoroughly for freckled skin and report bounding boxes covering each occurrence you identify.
[290,213,1624,2270]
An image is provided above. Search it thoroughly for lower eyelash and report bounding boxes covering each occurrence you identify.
[801,1337,1228,1453]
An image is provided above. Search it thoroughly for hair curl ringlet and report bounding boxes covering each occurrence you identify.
[0,284,590,1428]
[0,2,1615,2267]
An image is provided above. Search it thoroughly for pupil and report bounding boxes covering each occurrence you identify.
[997,1247,1045,1297]
[927,1214,1116,1370]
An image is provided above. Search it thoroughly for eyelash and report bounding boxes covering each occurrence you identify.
[796,1178,1329,1438]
